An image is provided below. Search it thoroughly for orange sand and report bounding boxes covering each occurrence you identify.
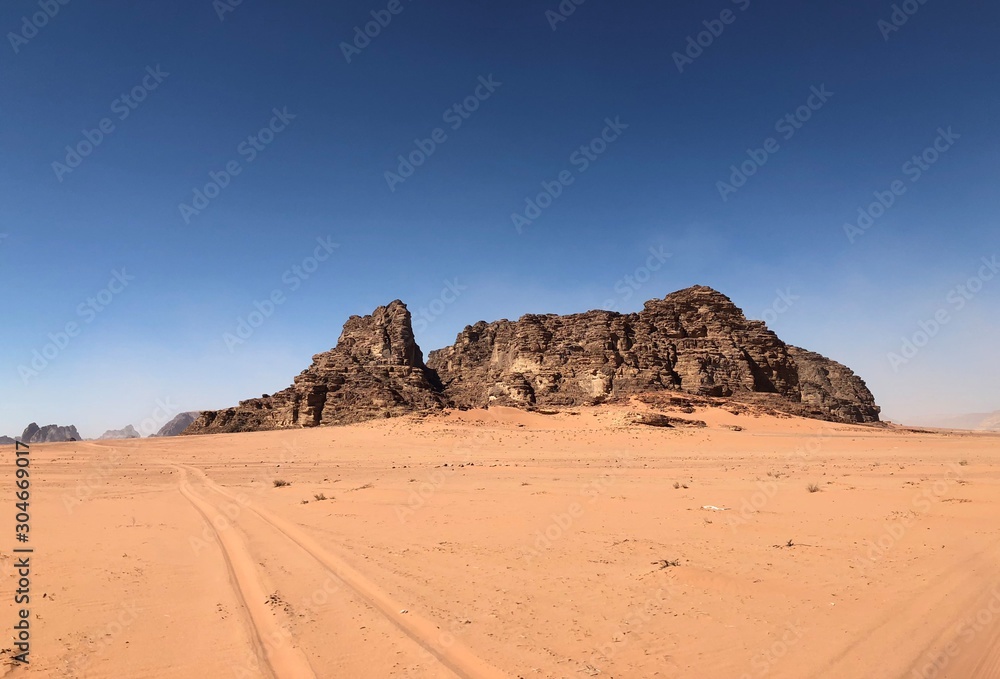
[2,404,999,678]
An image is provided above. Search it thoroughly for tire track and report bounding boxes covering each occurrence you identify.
[816,537,1000,679]
[175,468,317,679]
[175,463,512,679]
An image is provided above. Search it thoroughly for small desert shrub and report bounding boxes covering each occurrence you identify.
[314,493,327,501]
[673,481,681,489]
[958,460,969,466]
[273,479,290,488]
[806,483,820,493]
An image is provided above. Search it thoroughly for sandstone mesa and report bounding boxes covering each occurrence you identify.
[184,286,880,435]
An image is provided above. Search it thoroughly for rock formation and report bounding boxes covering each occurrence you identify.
[428,286,880,423]
[19,423,82,443]
[152,412,202,437]
[184,287,880,435]
[98,425,140,440]
[184,301,446,435]
[0,436,15,446]
[20,423,39,443]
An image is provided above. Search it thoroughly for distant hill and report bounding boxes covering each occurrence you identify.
[20,423,82,443]
[153,412,202,437]
[921,411,1000,431]
[0,435,14,445]
[98,425,141,440]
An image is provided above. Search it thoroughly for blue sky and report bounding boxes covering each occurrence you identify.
[1,0,997,437]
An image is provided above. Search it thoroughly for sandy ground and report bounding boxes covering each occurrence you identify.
[2,403,999,679]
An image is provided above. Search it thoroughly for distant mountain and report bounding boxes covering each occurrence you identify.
[921,411,1000,431]
[98,425,140,440]
[20,423,82,443]
[0,436,14,445]
[152,412,202,437]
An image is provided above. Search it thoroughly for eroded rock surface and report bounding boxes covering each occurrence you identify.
[20,423,82,443]
[184,301,446,434]
[428,286,880,422]
[185,287,880,435]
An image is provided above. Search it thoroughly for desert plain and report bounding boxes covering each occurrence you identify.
[2,402,999,679]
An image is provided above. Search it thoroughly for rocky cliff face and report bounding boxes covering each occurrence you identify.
[184,301,446,434]
[428,286,880,423]
[184,287,880,435]
[98,425,140,440]
[19,423,82,443]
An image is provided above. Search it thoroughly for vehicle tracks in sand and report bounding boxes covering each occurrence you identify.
[172,463,511,679]
[175,466,317,679]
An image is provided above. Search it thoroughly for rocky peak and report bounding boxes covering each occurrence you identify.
[335,300,425,368]
[184,301,446,435]
[19,423,82,443]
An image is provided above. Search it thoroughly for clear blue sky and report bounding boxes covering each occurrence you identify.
[1,0,997,437]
